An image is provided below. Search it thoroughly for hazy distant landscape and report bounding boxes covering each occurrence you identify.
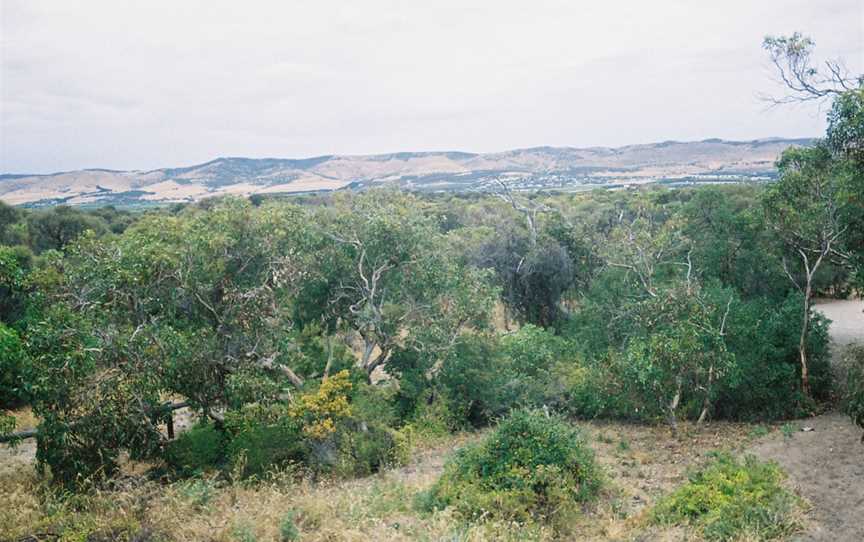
[0,137,810,206]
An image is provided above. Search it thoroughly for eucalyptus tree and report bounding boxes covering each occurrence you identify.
[20,198,314,485]
[762,147,851,396]
[305,190,496,382]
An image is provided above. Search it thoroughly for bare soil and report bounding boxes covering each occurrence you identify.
[747,299,864,541]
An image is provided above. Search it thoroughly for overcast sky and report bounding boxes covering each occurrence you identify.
[1,0,862,174]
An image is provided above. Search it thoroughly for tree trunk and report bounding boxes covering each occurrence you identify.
[800,279,812,398]
[323,334,334,379]
[668,380,682,437]
[697,364,715,424]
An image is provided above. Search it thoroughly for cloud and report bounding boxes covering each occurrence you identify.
[1,0,861,173]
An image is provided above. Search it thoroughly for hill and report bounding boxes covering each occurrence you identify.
[0,137,812,206]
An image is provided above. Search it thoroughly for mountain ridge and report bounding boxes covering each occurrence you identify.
[1,137,814,206]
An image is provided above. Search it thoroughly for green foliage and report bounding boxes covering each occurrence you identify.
[279,510,300,541]
[837,344,864,438]
[177,478,218,510]
[5,183,850,492]
[420,409,601,523]
[224,405,304,479]
[653,453,801,541]
[231,521,258,542]
[0,322,29,408]
[714,293,832,420]
[164,422,226,477]
[27,205,109,253]
[827,89,864,160]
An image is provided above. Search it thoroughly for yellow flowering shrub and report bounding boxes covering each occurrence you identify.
[289,370,352,439]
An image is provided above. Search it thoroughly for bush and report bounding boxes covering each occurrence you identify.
[714,294,832,420]
[224,405,305,479]
[334,422,403,476]
[0,323,29,408]
[837,344,864,440]
[420,409,601,523]
[434,335,509,427]
[653,453,801,541]
[279,510,300,541]
[434,329,566,428]
[164,422,226,477]
[223,374,404,479]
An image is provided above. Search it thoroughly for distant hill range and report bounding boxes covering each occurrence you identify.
[0,137,813,206]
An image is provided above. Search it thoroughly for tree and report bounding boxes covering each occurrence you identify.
[26,206,107,253]
[762,146,850,397]
[306,190,495,382]
[762,33,862,105]
[19,198,316,484]
[762,34,862,397]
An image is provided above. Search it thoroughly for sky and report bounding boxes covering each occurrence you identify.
[1,1,862,174]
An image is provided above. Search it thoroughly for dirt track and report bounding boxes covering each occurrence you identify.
[749,299,864,542]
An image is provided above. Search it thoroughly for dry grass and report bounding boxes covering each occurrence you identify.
[0,418,793,542]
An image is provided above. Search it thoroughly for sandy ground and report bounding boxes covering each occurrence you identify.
[748,298,864,542]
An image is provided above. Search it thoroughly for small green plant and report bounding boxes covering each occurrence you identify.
[653,453,801,541]
[279,510,301,541]
[231,521,257,542]
[177,478,217,510]
[781,423,796,439]
[616,439,631,452]
[748,424,770,439]
[418,408,601,524]
[164,421,226,477]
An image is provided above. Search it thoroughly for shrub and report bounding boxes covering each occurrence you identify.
[837,344,864,440]
[164,422,226,477]
[334,422,404,476]
[653,453,801,541]
[177,478,218,510]
[714,294,832,420]
[224,405,305,479]
[288,370,352,439]
[0,322,29,408]
[279,511,300,541]
[420,409,601,523]
[435,335,510,427]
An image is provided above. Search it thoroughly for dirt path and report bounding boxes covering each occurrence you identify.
[748,299,864,542]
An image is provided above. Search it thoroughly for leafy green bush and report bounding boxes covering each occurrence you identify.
[279,510,300,541]
[653,453,801,541]
[838,344,864,440]
[0,322,29,408]
[435,335,510,426]
[164,422,226,477]
[224,406,305,479]
[177,478,218,510]
[419,409,601,523]
[714,294,832,420]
